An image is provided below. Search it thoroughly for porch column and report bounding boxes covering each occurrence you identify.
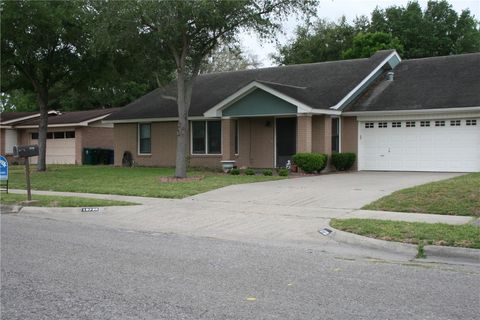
[320,115,332,156]
[296,115,312,153]
[221,118,235,160]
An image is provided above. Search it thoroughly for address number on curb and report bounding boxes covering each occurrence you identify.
[81,207,100,213]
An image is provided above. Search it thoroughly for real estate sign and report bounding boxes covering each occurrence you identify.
[0,156,8,181]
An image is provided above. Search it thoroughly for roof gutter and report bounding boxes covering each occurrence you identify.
[343,106,480,117]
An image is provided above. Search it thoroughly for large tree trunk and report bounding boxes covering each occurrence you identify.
[36,91,49,172]
[174,68,189,178]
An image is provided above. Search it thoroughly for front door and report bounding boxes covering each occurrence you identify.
[276,117,297,168]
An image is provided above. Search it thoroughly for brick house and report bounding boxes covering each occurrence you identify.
[104,50,480,172]
[0,108,118,164]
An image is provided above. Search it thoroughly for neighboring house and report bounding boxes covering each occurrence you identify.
[0,108,118,164]
[104,50,480,172]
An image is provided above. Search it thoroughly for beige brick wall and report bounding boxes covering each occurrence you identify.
[114,122,177,167]
[79,126,114,164]
[221,119,235,160]
[113,117,282,169]
[341,116,358,153]
[311,115,332,155]
[341,116,358,170]
[296,115,312,153]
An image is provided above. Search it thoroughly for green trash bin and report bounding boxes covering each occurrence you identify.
[83,148,93,165]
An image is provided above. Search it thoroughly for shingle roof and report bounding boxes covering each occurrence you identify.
[105,50,396,121]
[0,111,38,124]
[347,52,480,112]
[15,108,120,126]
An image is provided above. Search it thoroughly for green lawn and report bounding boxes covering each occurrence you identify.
[331,218,480,249]
[7,165,284,198]
[0,193,137,207]
[363,173,480,216]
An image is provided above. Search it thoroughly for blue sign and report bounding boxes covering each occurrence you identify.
[0,156,8,181]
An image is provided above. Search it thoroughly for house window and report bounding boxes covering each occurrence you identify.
[65,131,75,139]
[54,131,65,139]
[31,132,39,140]
[466,119,477,126]
[47,132,53,139]
[331,118,340,153]
[435,120,445,127]
[378,122,387,128]
[138,123,151,154]
[392,122,402,128]
[234,120,239,155]
[191,120,222,155]
[420,121,430,127]
[365,122,374,128]
[406,121,416,127]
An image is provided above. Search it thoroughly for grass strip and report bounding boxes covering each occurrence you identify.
[1,193,138,207]
[331,218,480,249]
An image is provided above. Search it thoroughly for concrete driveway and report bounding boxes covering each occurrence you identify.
[187,171,460,210]
[14,171,465,248]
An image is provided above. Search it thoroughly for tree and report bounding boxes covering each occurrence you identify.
[370,0,480,58]
[342,32,404,59]
[0,90,37,112]
[201,45,261,73]
[1,0,91,171]
[276,0,480,64]
[273,17,356,65]
[110,0,315,178]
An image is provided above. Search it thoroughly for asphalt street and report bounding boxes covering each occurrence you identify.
[1,214,479,320]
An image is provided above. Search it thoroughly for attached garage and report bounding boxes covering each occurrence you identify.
[28,130,76,164]
[358,117,480,172]
[0,108,117,165]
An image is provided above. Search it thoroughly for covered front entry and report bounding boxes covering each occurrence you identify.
[276,117,296,167]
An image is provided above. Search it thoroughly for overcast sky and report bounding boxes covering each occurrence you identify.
[238,0,480,67]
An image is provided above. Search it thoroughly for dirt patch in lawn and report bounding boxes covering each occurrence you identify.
[158,176,204,183]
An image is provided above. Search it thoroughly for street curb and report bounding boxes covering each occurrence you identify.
[328,226,418,256]
[328,225,480,262]
[0,205,23,214]
[424,245,479,261]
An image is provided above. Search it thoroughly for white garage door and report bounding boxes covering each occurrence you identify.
[358,118,480,172]
[29,131,76,164]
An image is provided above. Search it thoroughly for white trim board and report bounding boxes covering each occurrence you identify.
[348,107,480,122]
[330,51,402,110]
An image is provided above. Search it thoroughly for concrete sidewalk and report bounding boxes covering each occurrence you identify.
[8,188,473,225]
[5,188,474,245]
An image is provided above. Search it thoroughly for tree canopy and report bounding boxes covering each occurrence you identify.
[275,0,480,65]
[104,0,315,178]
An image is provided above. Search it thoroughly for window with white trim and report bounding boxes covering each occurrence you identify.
[420,121,430,127]
[191,120,221,155]
[392,122,402,128]
[406,121,415,127]
[138,123,151,154]
[365,122,374,128]
[450,120,461,126]
[378,122,387,128]
[435,120,445,127]
[466,119,477,126]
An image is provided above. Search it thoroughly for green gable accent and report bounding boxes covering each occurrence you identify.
[222,89,297,117]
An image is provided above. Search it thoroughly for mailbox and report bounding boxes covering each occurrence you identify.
[13,145,39,158]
